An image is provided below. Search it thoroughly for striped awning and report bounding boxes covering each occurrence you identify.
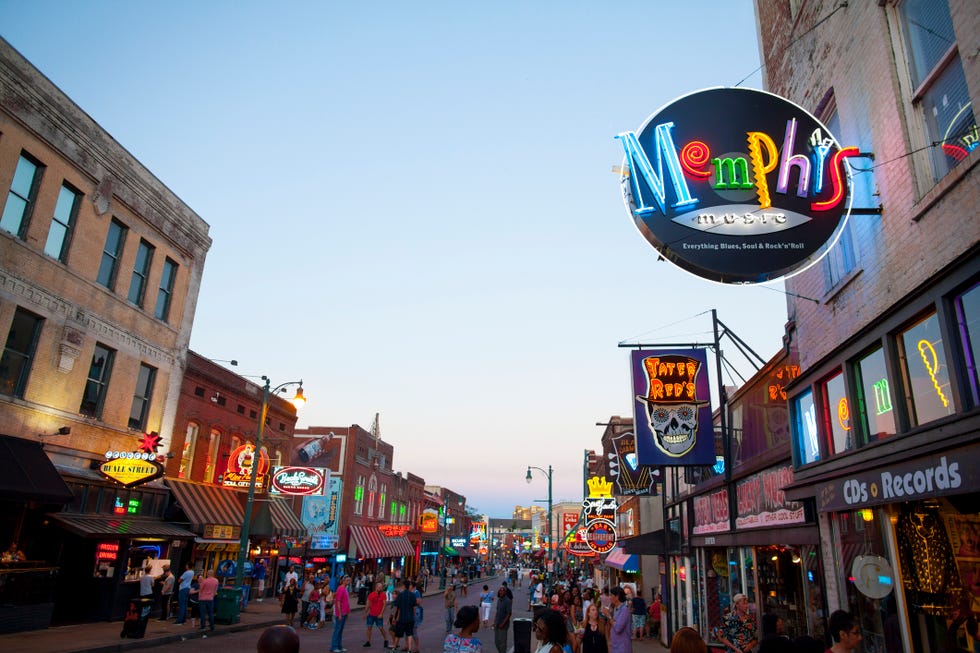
[349,524,415,559]
[166,478,244,532]
[268,497,307,538]
[603,545,639,572]
[49,513,196,539]
[456,545,478,558]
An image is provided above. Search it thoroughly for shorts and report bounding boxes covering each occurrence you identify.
[394,621,415,638]
[632,614,646,630]
[367,615,384,627]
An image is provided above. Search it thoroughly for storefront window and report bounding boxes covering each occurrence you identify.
[855,347,897,442]
[203,428,221,483]
[179,422,198,479]
[793,389,821,466]
[756,545,809,639]
[831,509,897,653]
[822,371,854,454]
[900,312,956,426]
[955,281,979,405]
[703,548,733,640]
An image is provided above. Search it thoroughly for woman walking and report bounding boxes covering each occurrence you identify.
[444,605,482,653]
[280,577,300,627]
[579,603,608,653]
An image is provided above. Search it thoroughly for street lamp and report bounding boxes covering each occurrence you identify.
[526,465,553,572]
[234,376,306,594]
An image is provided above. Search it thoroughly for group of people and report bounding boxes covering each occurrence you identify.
[143,563,221,633]
[279,569,337,630]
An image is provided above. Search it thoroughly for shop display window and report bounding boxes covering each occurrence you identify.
[793,389,820,466]
[899,312,956,426]
[821,370,854,454]
[756,545,809,639]
[954,281,979,406]
[855,347,897,443]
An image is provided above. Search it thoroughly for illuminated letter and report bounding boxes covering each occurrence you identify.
[811,143,832,194]
[776,119,811,197]
[746,132,779,209]
[711,157,753,189]
[680,141,713,178]
[873,378,893,415]
[812,146,859,211]
[917,340,949,407]
[616,125,699,216]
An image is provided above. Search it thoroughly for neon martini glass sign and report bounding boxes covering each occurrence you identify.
[617,87,860,284]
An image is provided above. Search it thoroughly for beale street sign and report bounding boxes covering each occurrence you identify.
[617,87,859,284]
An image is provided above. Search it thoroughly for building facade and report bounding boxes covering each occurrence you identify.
[756,2,979,652]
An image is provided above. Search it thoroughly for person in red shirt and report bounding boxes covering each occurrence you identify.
[197,569,220,633]
[364,581,388,647]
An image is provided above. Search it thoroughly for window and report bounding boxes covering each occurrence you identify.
[43,183,81,262]
[127,239,155,307]
[80,343,115,418]
[793,389,820,466]
[97,219,128,290]
[154,258,178,320]
[354,475,365,515]
[204,429,221,483]
[179,423,199,479]
[1,153,43,239]
[956,282,980,406]
[367,475,378,518]
[128,363,156,430]
[379,484,387,520]
[899,312,956,425]
[855,347,896,442]
[0,307,43,398]
[898,0,976,183]
[822,371,853,454]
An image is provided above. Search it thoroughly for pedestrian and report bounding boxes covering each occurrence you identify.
[758,613,792,653]
[411,580,424,653]
[284,566,299,592]
[323,582,335,623]
[364,581,388,647]
[826,610,862,653]
[257,624,300,653]
[174,563,195,625]
[300,573,316,624]
[646,594,662,641]
[253,559,267,602]
[608,587,632,653]
[158,565,175,621]
[480,584,494,627]
[391,579,418,653]
[669,627,706,653]
[578,603,608,653]
[281,578,300,627]
[303,583,322,630]
[533,608,568,653]
[714,593,757,653]
[445,604,482,653]
[493,585,512,653]
[330,575,352,653]
[629,590,646,640]
[444,582,458,634]
[198,569,219,633]
[139,564,156,599]
[188,574,202,628]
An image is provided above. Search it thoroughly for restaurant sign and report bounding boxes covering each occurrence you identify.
[100,456,163,488]
[222,443,270,489]
[419,509,439,533]
[583,476,618,554]
[269,466,328,495]
[693,488,730,534]
[617,87,859,284]
[379,524,410,537]
[735,464,804,528]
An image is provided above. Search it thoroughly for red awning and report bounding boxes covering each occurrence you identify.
[349,524,414,559]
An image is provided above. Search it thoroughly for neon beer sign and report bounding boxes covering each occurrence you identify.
[617,88,859,283]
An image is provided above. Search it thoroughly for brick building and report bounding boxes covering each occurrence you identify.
[754,2,979,652]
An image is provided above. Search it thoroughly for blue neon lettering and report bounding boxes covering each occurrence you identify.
[616,123,698,216]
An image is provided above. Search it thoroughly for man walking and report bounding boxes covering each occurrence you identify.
[198,569,219,633]
[493,584,512,653]
[157,566,174,621]
[609,587,633,653]
[364,581,387,648]
[444,581,457,633]
[391,579,418,653]
[253,559,267,602]
[174,563,195,625]
[330,575,352,653]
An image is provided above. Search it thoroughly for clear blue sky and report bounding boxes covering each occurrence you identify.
[1,0,788,517]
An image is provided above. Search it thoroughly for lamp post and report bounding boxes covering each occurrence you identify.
[526,465,553,572]
[234,376,306,595]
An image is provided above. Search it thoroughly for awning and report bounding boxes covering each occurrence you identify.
[456,546,477,558]
[166,478,244,532]
[603,546,639,572]
[348,524,415,559]
[0,434,73,503]
[49,513,196,539]
[267,497,307,538]
[441,546,458,556]
[620,529,683,556]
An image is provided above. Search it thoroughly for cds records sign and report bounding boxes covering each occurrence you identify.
[617,87,859,283]
[270,466,328,495]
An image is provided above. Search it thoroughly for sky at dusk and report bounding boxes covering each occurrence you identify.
[0,0,790,517]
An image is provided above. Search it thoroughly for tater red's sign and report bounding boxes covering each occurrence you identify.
[617,87,859,283]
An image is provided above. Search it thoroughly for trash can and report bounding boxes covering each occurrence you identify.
[357,585,368,605]
[513,618,533,653]
[216,586,242,624]
[120,597,153,639]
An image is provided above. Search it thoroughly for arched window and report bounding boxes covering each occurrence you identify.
[367,474,378,518]
[378,484,387,520]
[204,428,221,483]
[179,423,199,479]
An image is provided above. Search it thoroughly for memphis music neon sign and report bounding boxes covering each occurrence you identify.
[617,87,861,284]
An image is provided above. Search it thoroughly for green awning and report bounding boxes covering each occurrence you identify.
[441,546,458,556]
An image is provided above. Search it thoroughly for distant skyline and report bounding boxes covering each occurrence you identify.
[0,1,789,517]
